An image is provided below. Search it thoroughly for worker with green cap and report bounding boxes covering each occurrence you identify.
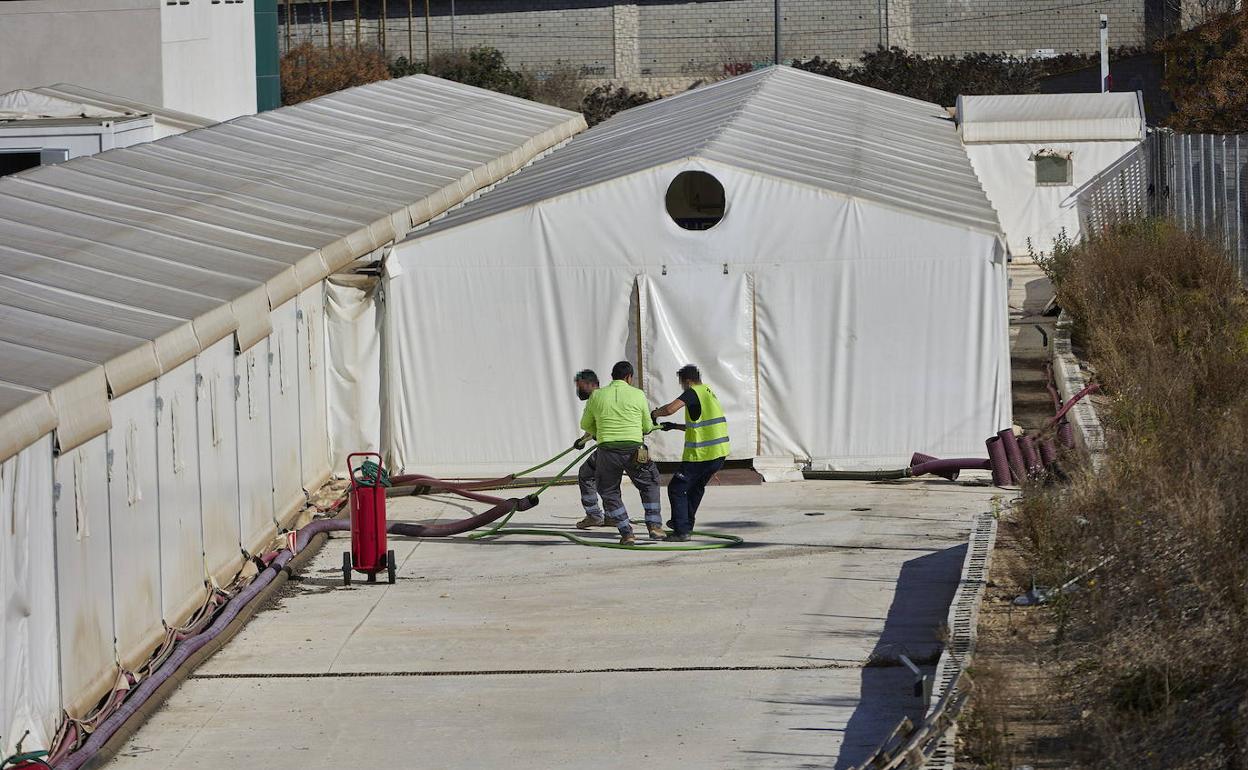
[576,360,664,544]
[650,364,730,542]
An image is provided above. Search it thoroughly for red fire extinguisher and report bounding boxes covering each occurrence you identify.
[343,452,396,586]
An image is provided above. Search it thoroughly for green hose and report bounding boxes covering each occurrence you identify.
[469,523,743,550]
[465,445,743,551]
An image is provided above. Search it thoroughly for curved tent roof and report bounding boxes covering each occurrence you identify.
[0,74,585,462]
[413,65,1002,242]
[956,92,1146,143]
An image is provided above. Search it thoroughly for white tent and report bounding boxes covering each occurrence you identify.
[956,92,1146,256]
[385,66,1012,476]
[0,75,583,751]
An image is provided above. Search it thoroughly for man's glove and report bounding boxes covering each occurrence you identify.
[574,436,589,450]
[660,422,680,431]
[650,409,660,424]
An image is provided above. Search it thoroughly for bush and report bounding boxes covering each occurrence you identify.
[1161,9,1248,133]
[1018,219,1248,768]
[280,43,391,106]
[525,63,588,113]
[580,84,657,126]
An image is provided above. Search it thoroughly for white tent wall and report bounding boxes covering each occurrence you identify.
[269,301,304,527]
[639,271,759,461]
[196,337,243,589]
[383,258,636,476]
[154,360,209,631]
[52,436,116,720]
[387,161,1011,472]
[235,338,277,557]
[0,434,59,755]
[964,140,1141,255]
[296,284,330,491]
[326,277,382,465]
[104,384,164,674]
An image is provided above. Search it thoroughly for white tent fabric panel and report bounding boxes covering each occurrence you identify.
[390,157,1009,472]
[155,361,208,630]
[52,436,117,720]
[235,340,277,557]
[296,284,330,490]
[754,255,1011,467]
[196,338,243,588]
[956,92,1145,143]
[384,264,636,476]
[0,434,59,755]
[104,385,164,673]
[269,302,304,525]
[639,271,758,462]
[964,141,1141,255]
[326,277,381,466]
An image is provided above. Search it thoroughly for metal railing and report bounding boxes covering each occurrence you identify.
[1077,129,1248,280]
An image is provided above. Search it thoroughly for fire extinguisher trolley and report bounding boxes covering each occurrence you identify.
[343,452,396,586]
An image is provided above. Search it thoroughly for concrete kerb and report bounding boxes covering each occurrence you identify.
[923,509,1000,770]
[1053,310,1107,471]
[78,505,345,770]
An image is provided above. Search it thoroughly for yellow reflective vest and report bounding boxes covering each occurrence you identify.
[683,384,730,462]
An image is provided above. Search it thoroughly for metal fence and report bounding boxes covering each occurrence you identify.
[1078,130,1248,280]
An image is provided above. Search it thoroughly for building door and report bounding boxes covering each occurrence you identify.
[638,269,759,462]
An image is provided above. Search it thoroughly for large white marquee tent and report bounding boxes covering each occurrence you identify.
[0,76,583,755]
[384,66,1012,477]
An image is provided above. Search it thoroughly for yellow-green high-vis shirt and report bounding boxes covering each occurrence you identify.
[579,379,657,448]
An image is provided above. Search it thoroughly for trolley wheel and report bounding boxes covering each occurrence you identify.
[341,551,352,586]
[386,549,397,585]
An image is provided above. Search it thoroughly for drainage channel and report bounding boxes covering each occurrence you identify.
[190,661,865,679]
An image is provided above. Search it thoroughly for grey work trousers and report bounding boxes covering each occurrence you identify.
[594,446,662,529]
[577,451,602,518]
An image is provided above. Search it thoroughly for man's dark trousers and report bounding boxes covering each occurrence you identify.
[667,456,725,535]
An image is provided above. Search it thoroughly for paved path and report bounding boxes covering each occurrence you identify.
[105,478,998,770]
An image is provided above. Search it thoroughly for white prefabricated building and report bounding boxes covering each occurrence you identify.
[956,92,1146,255]
[384,66,1012,477]
[0,76,583,755]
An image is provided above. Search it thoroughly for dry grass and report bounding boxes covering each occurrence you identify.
[1017,220,1248,768]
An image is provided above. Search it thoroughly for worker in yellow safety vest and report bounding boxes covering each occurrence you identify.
[650,364,730,542]
[576,361,665,545]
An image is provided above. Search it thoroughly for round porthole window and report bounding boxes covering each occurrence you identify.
[665,170,725,231]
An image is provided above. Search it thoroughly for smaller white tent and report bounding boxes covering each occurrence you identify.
[385,66,1012,475]
[956,92,1146,256]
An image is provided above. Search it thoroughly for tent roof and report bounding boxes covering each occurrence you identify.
[956,92,1145,143]
[411,65,1002,241]
[0,74,585,462]
[0,84,213,131]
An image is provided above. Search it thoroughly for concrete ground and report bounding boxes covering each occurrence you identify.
[105,478,999,770]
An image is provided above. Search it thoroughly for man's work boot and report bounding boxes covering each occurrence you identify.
[664,532,692,542]
[619,529,637,545]
[647,523,666,541]
[576,516,605,530]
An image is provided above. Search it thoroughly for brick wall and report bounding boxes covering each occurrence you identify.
[280,0,1152,83]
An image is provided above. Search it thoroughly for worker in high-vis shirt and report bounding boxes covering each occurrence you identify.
[650,364,730,542]
[570,368,611,527]
[576,360,664,544]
